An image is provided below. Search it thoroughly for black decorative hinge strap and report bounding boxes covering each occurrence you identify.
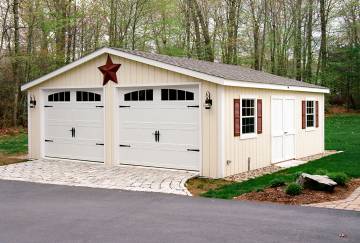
[187,105,199,108]
[44,105,53,108]
[187,149,200,152]
[119,144,131,147]
[45,139,53,142]
[119,105,131,108]
[96,143,104,146]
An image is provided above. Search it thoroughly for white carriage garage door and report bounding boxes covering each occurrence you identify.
[118,85,200,171]
[44,89,104,162]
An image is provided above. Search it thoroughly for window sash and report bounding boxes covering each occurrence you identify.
[306,100,315,128]
[241,98,256,135]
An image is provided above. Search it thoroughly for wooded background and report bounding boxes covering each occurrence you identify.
[0,0,359,128]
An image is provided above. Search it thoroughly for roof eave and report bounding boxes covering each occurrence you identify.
[21,47,330,94]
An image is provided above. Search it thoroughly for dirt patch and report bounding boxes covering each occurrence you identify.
[235,179,360,205]
[186,177,233,196]
[0,127,26,136]
[326,106,360,115]
[0,153,28,166]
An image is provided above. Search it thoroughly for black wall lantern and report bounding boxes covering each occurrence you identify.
[204,91,212,109]
[29,95,36,108]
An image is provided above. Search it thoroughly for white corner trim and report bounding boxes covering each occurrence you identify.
[21,47,330,94]
[27,92,32,157]
[217,85,225,178]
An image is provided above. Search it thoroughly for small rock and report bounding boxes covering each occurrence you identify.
[297,173,337,191]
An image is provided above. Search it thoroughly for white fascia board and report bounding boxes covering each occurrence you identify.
[21,48,108,91]
[224,80,330,94]
[21,47,330,94]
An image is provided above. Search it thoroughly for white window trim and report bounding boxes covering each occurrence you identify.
[305,98,316,132]
[240,96,257,140]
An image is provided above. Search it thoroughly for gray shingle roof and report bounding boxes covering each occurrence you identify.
[114,48,326,90]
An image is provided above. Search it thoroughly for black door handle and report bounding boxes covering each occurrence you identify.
[69,128,74,137]
[73,127,76,137]
[153,130,160,142]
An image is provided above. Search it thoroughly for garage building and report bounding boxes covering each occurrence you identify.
[21,47,329,178]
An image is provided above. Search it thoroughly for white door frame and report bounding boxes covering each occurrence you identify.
[40,87,105,162]
[271,96,296,163]
[115,83,202,172]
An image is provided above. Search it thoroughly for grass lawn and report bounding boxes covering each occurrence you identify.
[201,114,360,199]
[0,129,28,165]
[0,131,28,155]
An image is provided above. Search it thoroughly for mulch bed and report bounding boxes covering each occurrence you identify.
[235,179,360,205]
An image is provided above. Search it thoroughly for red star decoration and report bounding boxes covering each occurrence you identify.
[98,55,121,85]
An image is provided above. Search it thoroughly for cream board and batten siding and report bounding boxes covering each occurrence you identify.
[26,54,219,177]
[223,86,324,177]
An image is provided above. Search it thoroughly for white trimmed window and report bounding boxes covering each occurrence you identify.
[241,99,256,135]
[306,100,315,128]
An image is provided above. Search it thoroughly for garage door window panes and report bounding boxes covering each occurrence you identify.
[124,89,153,101]
[161,89,194,101]
[48,91,70,102]
[76,91,101,102]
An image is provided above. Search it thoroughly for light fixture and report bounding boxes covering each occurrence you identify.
[204,91,212,109]
[29,95,36,108]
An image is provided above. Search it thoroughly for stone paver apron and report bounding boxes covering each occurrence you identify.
[306,187,360,212]
[0,160,197,195]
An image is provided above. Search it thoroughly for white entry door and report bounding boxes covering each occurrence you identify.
[271,97,296,163]
[118,86,200,171]
[44,89,104,162]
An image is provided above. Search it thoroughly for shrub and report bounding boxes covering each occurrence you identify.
[294,171,303,179]
[285,183,303,196]
[315,169,328,175]
[269,178,286,188]
[328,172,349,186]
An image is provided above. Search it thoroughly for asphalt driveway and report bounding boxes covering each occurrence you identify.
[0,180,359,243]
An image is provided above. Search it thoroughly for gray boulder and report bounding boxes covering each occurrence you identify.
[297,173,337,191]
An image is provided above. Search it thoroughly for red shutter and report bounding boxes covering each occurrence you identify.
[257,99,262,134]
[302,100,306,129]
[234,99,240,136]
[316,100,319,128]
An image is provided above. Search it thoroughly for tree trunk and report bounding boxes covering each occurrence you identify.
[304,0,313,82]
[189,0,202,59]
[12,0,20,127]
[193,0,214,61]
[54,0,67,65]
[294,0,302,80]
[184,1,191,57]
[249,0,260,70]
[259,0,268,71]
[319,0,327,85]
[225,0,238,64]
